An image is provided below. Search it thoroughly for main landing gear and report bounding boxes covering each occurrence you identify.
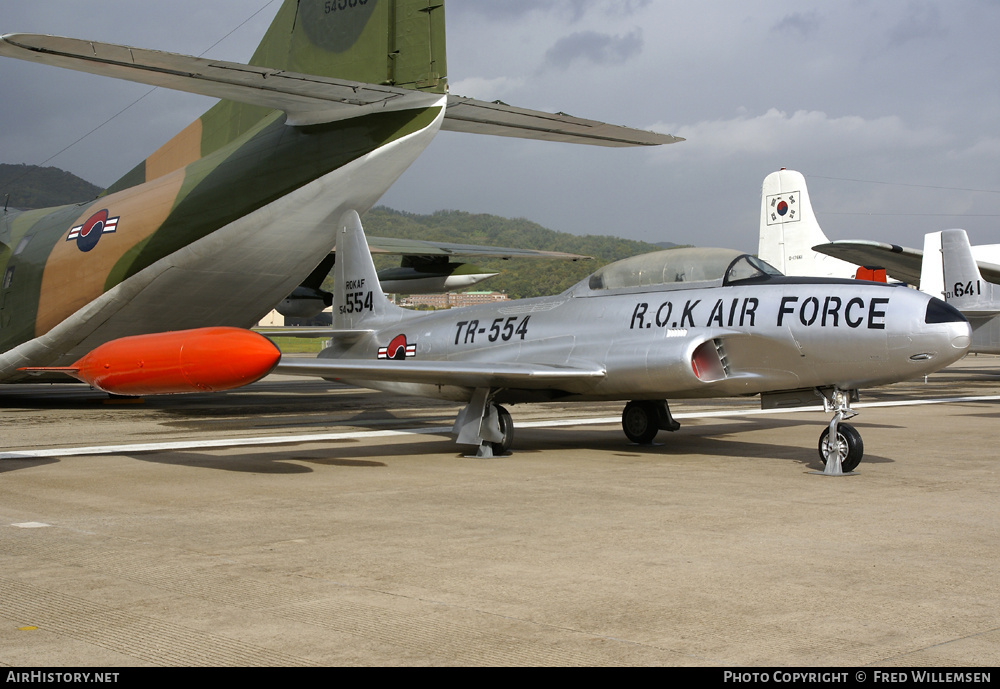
[491,404,514,456]
[815,388,863,474]
[454,388,514,458]
[621,400,681,445]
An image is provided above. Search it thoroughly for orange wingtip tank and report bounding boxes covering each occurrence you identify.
[20,327,280,395]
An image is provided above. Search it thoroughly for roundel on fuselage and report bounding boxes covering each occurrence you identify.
[67,209,119,253]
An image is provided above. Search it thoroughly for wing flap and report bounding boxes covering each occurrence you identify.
[276,357,606,390]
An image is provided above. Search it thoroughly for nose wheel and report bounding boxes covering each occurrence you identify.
[818,423,863,472]
[815,388,863,475]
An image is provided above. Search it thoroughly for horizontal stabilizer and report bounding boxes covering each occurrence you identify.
[276,357,606,390]
[0,33,683,146]
[0,33,443,126]
[442,95,682,147]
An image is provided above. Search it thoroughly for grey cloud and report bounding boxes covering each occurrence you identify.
[888,2,948,46]
[771,11,822,37]
[543,29,644,70]
[451,0,649,23]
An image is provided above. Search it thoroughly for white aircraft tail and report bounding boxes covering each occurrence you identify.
[758,169,856,278]
[333,211,418,332]
[940,229,1000,317]
[919,231,945,297]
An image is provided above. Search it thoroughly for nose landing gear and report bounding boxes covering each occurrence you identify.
[815,388,863,474]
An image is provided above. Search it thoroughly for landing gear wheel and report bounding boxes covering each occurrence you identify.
[622,401,658,445]
[489,405,514,455]
[818,423,864,472]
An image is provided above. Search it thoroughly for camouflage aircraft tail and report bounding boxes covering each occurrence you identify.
[251,0,446,91]
[103,0,446,193]
[0,0,679,380]
[940,229,1000,317]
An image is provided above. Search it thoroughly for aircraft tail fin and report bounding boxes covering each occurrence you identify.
[250,0,446,92]
[919,231,945,297]
[941,229,1000,317]
[102,0,446,193]
[333,210,417,332]
[758,169,855,278]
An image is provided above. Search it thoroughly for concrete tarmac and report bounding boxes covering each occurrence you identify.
[1,357,999,666]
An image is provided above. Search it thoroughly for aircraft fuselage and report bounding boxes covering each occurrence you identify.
[321,276,970,404]
[0,102,445,379]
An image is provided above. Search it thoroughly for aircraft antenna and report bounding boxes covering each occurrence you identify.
[8,0,278,192]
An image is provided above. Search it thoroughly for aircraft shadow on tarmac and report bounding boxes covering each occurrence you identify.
[515,417,900,469]
[0,383,908,473]
[0,457,59,474]
[123,439,454,474]
[91,415,903,475]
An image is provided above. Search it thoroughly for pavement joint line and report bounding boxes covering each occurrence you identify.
[3,394,999,460]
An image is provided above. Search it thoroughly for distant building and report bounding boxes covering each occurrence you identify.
[404,290,508,309]
[257,309,285,327]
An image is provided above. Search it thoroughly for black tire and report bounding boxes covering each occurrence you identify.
[489,405,514,455]
[818,423,864,472]
[622,401,658,445]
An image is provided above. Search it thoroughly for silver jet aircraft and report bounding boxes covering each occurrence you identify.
[276,211,972,472]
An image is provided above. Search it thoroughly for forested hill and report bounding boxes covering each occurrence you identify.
[0,164,682,299]
[0,164,103,209]
[362,207,677,299]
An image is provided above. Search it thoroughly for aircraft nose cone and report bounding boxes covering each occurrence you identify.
[910,302,971,368]
[951,330,972,351]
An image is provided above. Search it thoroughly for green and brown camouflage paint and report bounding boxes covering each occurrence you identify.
[0,0,447,357]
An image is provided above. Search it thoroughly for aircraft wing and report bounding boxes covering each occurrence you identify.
[0,33,443,126]
[276,357,606,390]
[256,328,371,340]
[0,33,682,145]
[812,241,924,284]
[814,240,1000,285]
[442,95,683,147]
[366,236,591,260]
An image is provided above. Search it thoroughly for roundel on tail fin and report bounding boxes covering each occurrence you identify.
[298,0,380,53]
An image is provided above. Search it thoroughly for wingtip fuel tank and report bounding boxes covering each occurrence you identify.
[21,327,280,396]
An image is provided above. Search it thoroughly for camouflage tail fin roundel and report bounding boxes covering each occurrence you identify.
[252,0,447,92]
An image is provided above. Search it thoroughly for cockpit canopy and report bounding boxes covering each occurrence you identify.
[584,247,783,293]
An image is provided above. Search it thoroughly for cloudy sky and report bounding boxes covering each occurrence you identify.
[2,0,999,253]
